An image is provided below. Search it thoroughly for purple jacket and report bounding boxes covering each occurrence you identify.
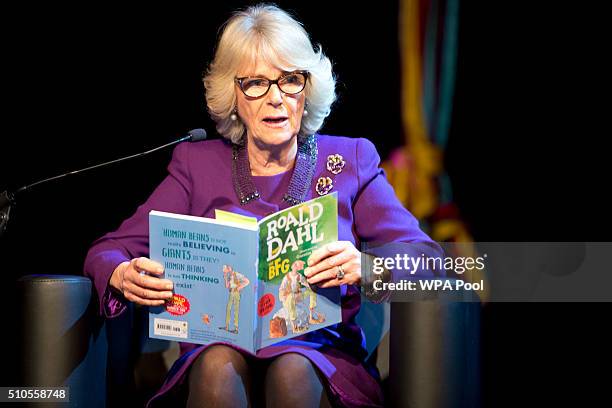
[84,134,440,365]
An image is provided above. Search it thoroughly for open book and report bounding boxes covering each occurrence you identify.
[148,192,340,353]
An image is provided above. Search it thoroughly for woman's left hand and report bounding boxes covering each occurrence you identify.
[304,241,361,287]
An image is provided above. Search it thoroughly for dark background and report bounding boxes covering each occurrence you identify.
[1,1,609,406]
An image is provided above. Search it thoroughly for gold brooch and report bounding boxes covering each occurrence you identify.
[315,176,333,195]
[326,154,346,175]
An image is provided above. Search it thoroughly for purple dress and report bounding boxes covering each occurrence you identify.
[83,135,440,407]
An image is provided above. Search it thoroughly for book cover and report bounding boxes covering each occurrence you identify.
[148,192,340,352]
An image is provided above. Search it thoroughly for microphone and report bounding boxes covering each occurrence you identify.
[186,128,207,142]
[0,128,207,235]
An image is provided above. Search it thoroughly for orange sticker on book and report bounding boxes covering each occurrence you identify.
[258,294,275,317]
[166,294,191,316]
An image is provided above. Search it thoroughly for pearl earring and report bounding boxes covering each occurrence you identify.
[303,109,308,117]
[230,109,238,121]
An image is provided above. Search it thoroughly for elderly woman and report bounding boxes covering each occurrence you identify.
[84,4,440,408]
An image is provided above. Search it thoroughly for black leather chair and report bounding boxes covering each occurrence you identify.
[17,275,481,408]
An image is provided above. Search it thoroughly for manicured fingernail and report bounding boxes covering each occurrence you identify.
[157,267,164,273]
[304,267,311,276]
[307,258,313,266]
[165,283,173,290]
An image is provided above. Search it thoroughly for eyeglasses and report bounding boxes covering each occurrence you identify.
[235,71,308,98]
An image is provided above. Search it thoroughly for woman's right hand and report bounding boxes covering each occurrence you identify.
[109,257,174,306]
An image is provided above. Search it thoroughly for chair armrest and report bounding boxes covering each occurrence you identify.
[389,299,481,408]
[17,275,107,407]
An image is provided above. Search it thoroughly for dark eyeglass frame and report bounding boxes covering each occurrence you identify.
[234,70,309,98]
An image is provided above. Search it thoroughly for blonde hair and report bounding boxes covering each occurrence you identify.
[203,4,336,144]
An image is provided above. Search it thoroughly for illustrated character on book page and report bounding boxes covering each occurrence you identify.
[305,280,325,325]
[288,260,325,324]
[277,260,313,334]
[221,264,250,334]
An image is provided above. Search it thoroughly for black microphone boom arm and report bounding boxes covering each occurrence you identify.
[0,128,206,237]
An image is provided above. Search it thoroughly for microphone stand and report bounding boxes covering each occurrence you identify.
[0,129,206,238]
